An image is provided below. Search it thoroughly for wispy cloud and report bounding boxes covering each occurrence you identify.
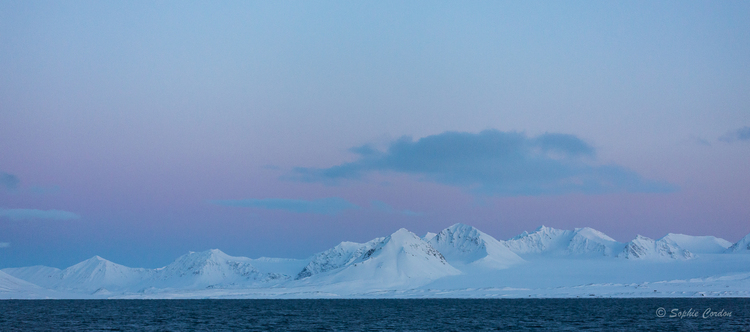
[0,208,81,221]
[291,130,676,196]
[0,172,20,191]
[719,126,750,143]
[210,197,359,215]
[370,200,424,216]
[688,135,711,146]
[0,242,9,248]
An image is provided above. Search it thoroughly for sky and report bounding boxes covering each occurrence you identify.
[1,1,749,269]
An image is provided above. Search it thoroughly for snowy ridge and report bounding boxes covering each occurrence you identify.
[150,249,287,289]
[504,226,623,257]
[504,225,569,254]
[3,224,750,298]
[726,232,750,253]
[659,233,732,254]
[428,223,523,269]
[296,238,384,279]
[618,235,694,260]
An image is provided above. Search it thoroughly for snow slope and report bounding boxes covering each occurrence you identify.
[2,265,62,289]
[428,223,523,269]
[618,235,693,260]
[726,232,750,253]
[659,233,732,254]
[0,270,79,299]
[249,257,309,277]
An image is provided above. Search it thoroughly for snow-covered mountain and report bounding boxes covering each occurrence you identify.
[60,256,152,290]
[504,225,623,257]
[4,256,151,293]
[149,249,287,289]
[659,233,732,254]
[0,270,57,299]
[297,229,460,289]
[618,235,694,260]
[726,232,750,253]
[296,238,384,279]
[4,250,292,293]
[4,224,750,299]
[428,223,523,269]
[2,265,62,289]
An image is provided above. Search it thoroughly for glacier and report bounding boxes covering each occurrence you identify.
[2,224,750,299]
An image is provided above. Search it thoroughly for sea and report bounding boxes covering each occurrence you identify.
[1,298,748,331]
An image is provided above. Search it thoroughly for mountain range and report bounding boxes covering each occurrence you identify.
[2,224,749,299]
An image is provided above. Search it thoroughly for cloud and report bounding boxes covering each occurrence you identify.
[688,135,711,146]
[0,208,81,221]
[211,197,359,215]
[719,126,750,143]
[370,200,424,217]
[0,172,20,191]
[291,130,676,196]
[0,242,9,248]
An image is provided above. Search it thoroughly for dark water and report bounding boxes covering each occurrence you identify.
[1,298,749,331]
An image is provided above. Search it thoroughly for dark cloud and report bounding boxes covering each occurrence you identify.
[719,126,750,143]
[0,172,20,191]
[210,197,359,215]
[291,130,676,196]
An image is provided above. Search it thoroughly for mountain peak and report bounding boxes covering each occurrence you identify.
[392,228,412,235]
[388,228,421,242]
[448,223,474,230]
[83,255,108,263]
[430,224,523,269]
[572,227,616,242]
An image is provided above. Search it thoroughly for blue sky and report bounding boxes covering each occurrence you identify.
[1,1,748,268]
